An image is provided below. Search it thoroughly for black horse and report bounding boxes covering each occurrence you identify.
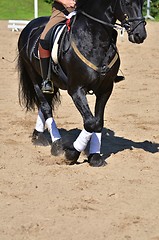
[18,0,147,167]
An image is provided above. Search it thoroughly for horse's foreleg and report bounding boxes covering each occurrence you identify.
[88,87,113,167]
[88,132,105,167]
[89,132,102,154]
[65,87,96,163]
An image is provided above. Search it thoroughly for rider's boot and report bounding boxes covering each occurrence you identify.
[39,39,54,94]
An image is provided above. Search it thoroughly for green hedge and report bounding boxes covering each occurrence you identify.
[0,0,51,20]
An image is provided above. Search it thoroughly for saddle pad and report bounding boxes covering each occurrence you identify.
[51,25,66,64]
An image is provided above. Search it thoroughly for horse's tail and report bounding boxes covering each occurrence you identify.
[17,54,37,111]
[17,54,61,111]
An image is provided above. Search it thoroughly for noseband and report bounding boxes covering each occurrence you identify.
[121,15,146,35]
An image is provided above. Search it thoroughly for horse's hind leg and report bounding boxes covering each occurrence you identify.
[32,89,63,155]
[32,108,50,146]
[18,57,50,146]
[22,61,63,154]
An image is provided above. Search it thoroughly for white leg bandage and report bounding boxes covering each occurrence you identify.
[73,129,92,152]
[46,117,61,142]
[89,132,102,154]
[35,110,45,132]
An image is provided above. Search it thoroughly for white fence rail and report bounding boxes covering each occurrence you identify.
[145,0,154,20]
[8,20,30,31]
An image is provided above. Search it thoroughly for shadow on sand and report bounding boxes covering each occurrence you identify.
[36,127,158,163]
[59,128,159,159]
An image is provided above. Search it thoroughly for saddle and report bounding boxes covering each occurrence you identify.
[30,23,66,58]
[28,20,71,83]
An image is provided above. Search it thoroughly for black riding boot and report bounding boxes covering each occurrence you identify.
[39,39,54,94]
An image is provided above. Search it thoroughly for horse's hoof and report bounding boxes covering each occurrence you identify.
[32,129,50,146]
[88,153,107,167]
[51,138,64,156]
[64,145,80,165]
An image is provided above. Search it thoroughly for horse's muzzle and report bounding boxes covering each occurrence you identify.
[128,31,147,44]
[128,30,147,44]
[128,20,147,44]
[123,17,147,44]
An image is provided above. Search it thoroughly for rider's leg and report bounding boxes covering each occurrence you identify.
[39,3,73,94]
[39,39,53,93]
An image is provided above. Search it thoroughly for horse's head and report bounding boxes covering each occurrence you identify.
[115,0,147,43]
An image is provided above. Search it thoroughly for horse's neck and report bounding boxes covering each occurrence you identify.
[73,0,118,64]
[73,12,115,51]
[72,17,117,67]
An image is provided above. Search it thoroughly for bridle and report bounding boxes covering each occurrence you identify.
[121,15,146,35]
[77,0,146,35]
[119,0,146,35]
[77,10,121,30]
